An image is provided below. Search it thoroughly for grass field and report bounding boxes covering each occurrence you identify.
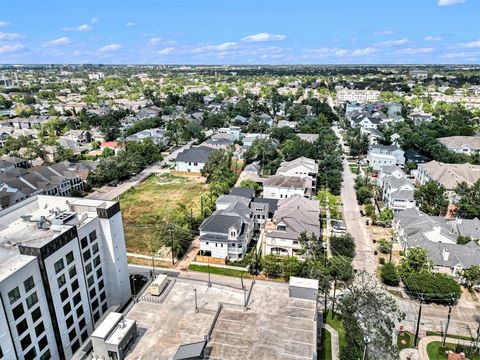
[320,328,332,360]
[397,331,414,351]
[324,311,346,352]
[120,173,209,254]
[188,264,251,278]
[427,341,480,360]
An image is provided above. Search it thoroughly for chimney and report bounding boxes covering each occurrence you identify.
[442,248,450,262]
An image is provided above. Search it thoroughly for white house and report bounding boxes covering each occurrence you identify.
[437,136,480,155]
[276,157,318,188]
[367,152,397,171]
[175,146,215,174]
[263,175,313,199]
[368,144,405,169]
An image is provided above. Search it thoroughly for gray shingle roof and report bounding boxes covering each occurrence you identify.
[176,146,215,163]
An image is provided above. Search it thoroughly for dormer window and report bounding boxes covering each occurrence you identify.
[276,225,286,231]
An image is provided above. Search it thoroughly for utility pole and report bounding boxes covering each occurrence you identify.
[194,288,199,314]
[362,335,370,360]
[331,277,337,318]
[152,255,156,278]
[389,236,393,263]
[169,225,175,265]
[207,264,211,287]
[414,297,424,347]
[442,298,454,346]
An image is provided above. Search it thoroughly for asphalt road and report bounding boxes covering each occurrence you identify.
[332,125,376,274]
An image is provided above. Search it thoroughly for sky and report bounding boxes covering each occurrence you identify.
[0,0,479,65]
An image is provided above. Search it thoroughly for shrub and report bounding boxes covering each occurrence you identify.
[379,257,386,265]
[380,262,400,286]
[330,234,356,259]
[404,272,462,303]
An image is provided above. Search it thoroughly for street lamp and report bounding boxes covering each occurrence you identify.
[362,335,370,360]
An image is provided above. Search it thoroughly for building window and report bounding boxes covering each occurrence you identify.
[60,289,69,302]
[57,274,67,288]
[39,336,48,350]
[73,293,81,306]
[26,292,38,309]
[100,291,106,302]
[81,237,88,249]
[96,268,103,278]
[8,287,21,304]
[63,302,71,316]
[71,340,80,354]
[12,303,24,320]
[89,288,96,299]
[35,322,45,337]
[71,279,79,292]
[86,263,92,274]
[20,334,31,351]
[89,230,97,242]
[79,318,86,330]
[54,259,65,274]
[66,316,74,329]
[108,351,119,360]
[69,328,76,342]
[83,250,91,262]
[92,299,99,311]
[16,318,28,335]
[92,243,99,254]
[102,303,108,313]
[40,349,51,360]
[24,276,35,293]
[81,331,88,342]
[66,251,74,265]
[87,276,94,287]
[98,280,104,290]
[76,305,83,318]
[93,256,101,267]
[69,266,77,278]
[93,311,100,322]
[24,347,36,360]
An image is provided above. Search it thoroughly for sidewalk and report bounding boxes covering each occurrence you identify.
[324,324,340,360]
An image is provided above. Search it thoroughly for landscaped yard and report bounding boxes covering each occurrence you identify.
[188,264,251,278]
[427,341,480,360]
[320,328,332,360]
[324,311,346,353]
[120,173,209,254]
[397,331,414,351]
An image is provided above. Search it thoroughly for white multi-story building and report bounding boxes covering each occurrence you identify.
[336,89,380,103]
[0,196,131,360]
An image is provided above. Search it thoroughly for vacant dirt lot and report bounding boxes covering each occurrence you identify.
[120,173,208,254]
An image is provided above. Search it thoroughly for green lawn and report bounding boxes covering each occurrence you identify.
[120,173,208,254]
[320,328,332,360]
[349,164,360,174]
[427,341,480,360]
[188,264,251,278]
[324,311,346,352]
[397,331,414,351]
[426,331,474,341]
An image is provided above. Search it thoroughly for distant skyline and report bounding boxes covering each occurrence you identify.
[0,0,479,64]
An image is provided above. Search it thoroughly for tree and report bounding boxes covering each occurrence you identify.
[399,247,433,279]
[377,208,394,227]
[328,256,354,316]
[338,271,404,360]
[455,180,480,219]
[462,265,480,288]
[380,262,400,286]
[457,235,472,245]
[356,186,373,205]
[262,254,282,278]
[377,238,392,254]
[239,179,261,192]
[201,149,236,186]
[248,247,262,275]
[297,232,324,260]
[414,181,449,216]
[404,272,462,303]
[330,234,356,259]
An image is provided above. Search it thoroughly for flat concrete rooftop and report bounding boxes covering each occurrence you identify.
[125,278,316,360]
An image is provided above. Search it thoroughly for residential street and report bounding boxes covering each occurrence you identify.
[332,125,376,274]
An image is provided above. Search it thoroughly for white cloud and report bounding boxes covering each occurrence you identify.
[98,43,122,52]
[396,47,434,55]
[241,33,286,42]
[158,47,175,55]
[424,36,442,41]
[43,37,71,47]
[460,40,480,48]
[374,38,408,47]
[0,32,24,41]
[0,21,11,27]
[351,47,377,56]
[437,0,466,6]
[90,17,99,24]
[125,22,136,27]
[191,42,237,54]
[149,37,163,45]
[62,24,92,32]
[0,43,26,54]
[305,47,377,58]
[373,30,395,36]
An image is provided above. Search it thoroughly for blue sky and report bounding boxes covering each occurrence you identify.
[0,0,479,64]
